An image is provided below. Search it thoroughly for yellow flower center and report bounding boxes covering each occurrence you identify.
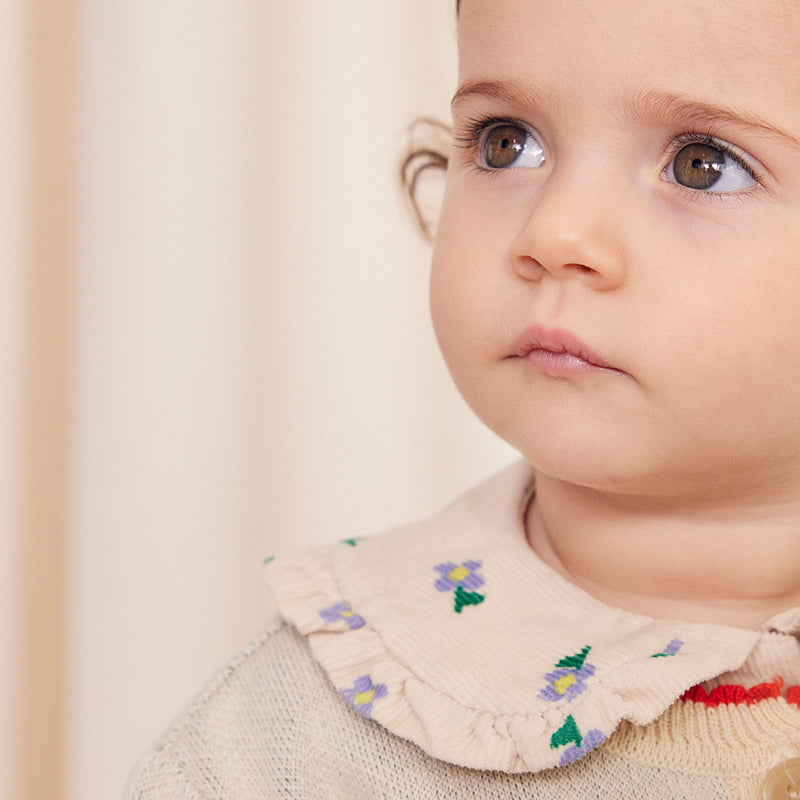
[354,689,375,706]
[341,610,354,618]
[553,674,578,695]
[448,566,470,582]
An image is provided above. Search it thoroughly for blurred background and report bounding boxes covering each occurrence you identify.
[1,1,515,798]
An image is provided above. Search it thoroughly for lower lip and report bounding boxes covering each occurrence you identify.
[523,348,614,377]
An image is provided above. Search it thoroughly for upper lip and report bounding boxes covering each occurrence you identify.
[510,326,618,371]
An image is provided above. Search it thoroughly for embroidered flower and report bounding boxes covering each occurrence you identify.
[434,560,485,592]
[539,646,596,703]
[558,728,607,766]
[651,638,684,658]
[433,560,486,613]
[539,665,596,703]
[319,602,365,630]
[550,714,607,766]
[340,675,388,718]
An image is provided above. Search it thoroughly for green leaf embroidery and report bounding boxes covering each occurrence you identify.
[550,714,583,750]
[555,646,592,671]
[453,586,485,613]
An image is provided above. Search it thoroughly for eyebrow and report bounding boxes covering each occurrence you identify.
[628,89,800,151]
[452,80,800,151]
[451,79,547,112]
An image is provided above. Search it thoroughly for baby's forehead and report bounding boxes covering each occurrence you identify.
[456,0,800,106]
[457,0,800,41]
[458,0,799,13]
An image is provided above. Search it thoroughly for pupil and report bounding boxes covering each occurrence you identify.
[501,138,511,149]
[691,158,703,169]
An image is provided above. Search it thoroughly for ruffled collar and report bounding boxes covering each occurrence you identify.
[266,461,790,772]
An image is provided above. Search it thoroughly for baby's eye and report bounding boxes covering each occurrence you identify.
[665,138,757,192]
[480,123,545,170]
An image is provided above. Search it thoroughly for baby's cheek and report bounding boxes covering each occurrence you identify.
[429,245,474,350]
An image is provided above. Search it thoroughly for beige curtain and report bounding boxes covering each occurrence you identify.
[3,2,515,798]
[4,1,75,799]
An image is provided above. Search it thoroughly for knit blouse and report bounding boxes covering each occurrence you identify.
[127,462,800,799]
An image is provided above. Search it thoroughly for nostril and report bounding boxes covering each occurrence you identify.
[516,255,546,281]
[565,263,595,275]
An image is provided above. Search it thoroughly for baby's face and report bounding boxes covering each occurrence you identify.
[432,0,800,501]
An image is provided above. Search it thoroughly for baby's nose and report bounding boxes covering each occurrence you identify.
[509,171,629,291]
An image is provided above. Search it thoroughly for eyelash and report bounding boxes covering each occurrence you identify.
[664,131,762,193]
[453,115,534,171]
[454,115,764,192]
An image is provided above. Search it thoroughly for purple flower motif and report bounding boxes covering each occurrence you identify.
[539,647,596,703]
[652,638,684,658]
[319,602,365,630]
[340,675,388,718]
[433,560,485,593]
[538,662,596,703]
[550,714,607,765]
[559,728,607,765]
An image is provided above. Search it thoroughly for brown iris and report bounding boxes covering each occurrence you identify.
[483,125,527,169]
[672,142,726,190]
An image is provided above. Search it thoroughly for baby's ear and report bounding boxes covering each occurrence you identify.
[400,118,450,241]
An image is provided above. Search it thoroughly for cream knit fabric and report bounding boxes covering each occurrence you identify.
[128,462,800,799]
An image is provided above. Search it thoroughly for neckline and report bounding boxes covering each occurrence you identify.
[267,461,767,771]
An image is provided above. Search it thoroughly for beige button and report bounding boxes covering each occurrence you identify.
[763,758,800,799]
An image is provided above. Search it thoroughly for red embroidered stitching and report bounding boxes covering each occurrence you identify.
[787,685,800,707]
[681,677,795,707]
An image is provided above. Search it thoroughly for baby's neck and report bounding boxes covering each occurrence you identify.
[526,473,800,630]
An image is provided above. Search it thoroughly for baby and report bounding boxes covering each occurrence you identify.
[128,0,800,797]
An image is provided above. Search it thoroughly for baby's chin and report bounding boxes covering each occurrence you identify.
[509,443,717,506]
[488,423,646,492]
